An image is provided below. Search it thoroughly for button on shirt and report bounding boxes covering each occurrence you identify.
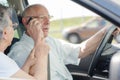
[8,33,80,80]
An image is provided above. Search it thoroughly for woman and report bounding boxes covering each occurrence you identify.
[0,4,49,80]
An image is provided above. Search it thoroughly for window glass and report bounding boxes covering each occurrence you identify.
[0,0,9,6]
[0,0,19,38]
[87,19,108,28]
[27,0,116,44]
[87,21,99,28]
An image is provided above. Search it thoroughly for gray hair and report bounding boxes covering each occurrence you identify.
[0,4,10,38]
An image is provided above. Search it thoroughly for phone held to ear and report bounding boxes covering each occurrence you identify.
[27,17,33,25]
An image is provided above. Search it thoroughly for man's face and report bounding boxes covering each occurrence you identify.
[33,14,51,37]
[25,6,51,37]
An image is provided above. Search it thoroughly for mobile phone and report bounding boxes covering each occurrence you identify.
[27,17,33,25]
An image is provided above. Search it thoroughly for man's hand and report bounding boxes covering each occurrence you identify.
[34,39,50,58]
[26,18,44,43]
[29,39,50,76]
[112,27,120,36]
[21,49,36,73]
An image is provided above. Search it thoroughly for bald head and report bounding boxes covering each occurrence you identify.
[22,4,49,17]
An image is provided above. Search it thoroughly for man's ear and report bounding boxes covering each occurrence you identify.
[22,18,27,25]
[22,18,29,29]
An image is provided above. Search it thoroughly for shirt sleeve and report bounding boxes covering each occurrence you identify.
[56,39,80,65]
[0,53,20,77]
[8,43,30,68]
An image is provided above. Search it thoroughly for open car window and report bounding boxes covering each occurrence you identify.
[27,0,118,44]
[0,0,19,38]
[0,0,9,6]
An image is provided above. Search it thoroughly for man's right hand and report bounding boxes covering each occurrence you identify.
[34,39,50,57]
[29,39,50,76]
[26,18,44,43]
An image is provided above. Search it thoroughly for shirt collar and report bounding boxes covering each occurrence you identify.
[21,32,50,45]
[0,51,4,54]
[21,32,34,46]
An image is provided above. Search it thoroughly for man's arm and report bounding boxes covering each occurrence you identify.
[79,27,107,58]
[21,49,35,73]
[29,39,49,80]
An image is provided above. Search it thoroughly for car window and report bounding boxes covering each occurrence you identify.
[88,21,99,28]
[0,0,9,6]
[27,0,118,44]
[86,19,109,28]
[0,0,19,38]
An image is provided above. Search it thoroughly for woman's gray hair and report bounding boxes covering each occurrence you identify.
[0,4,10,38]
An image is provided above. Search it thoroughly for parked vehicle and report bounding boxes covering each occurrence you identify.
[62,17,112,43]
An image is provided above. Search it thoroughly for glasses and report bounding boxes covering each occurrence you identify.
[25,15,53,24]
[25,15,53,20]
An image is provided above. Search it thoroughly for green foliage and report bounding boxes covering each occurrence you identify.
[14,30,19,38]
[50,16,91,31]
[49,16,92,39]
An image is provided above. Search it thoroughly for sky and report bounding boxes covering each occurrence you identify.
[0,0,97,20]
[28,0,97,20]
